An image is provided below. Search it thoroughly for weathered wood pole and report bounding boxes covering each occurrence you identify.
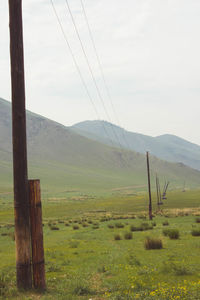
[156,175,160,209]
[158,179,162,204]
[146,151,153,220]
[29,180,46,290]
[8,0,32,289]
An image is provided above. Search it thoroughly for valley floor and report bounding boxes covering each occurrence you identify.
[1,190,200,299]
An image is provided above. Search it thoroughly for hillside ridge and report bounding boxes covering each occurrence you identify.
[0,97,200,193]
[72,120,200,171]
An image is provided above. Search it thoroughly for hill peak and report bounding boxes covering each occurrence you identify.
[72,120,200,171]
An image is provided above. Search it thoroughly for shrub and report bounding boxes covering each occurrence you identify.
[130,223,153,232]
[73,284,92,296]
[1,233,8,236]
[92,225,99,229]
[48,221,57,227]
[45,261,61,272]
[82,223,88,227]
[162,220,169,226]
[152,221,156,227]
[162,229,170,236]
[93,222,99,226]
[141,222,153,230]
[127,255,141,266]
[124,232,133,240]
[144,237,163,250]
[168,229,179,239]
[191,229,200,236]
[97,265,106,273]
[115,222,124,228]
[130,225,142,232]
[162,261,192,275]
[73,225,79,230]
[114,234,121,241]
[172,264,192,275]
[88,220,93,224]
[108,224,114,229]
[65,222,70,226]
[100,217,110,222]
[50,226,59,230]
[163,228,179,239]
[163,229,180,240]
[195,217,200,223]
[100,218,105,222]
[131,215,136,219]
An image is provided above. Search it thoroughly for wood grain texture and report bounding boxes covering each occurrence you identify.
[9,0,32,289]
[29,180,46,290]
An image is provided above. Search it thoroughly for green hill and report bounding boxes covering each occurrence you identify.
[0,98,200,195]
[72,120,200,171]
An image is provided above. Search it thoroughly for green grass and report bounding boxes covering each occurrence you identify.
[1,189,200,224]
[1,190,200,299]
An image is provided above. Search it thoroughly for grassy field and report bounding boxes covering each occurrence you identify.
[1,190,200,299]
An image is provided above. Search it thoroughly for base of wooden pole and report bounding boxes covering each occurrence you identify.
[29,179,46,291]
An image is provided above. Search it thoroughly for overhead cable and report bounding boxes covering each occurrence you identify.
[64,0,125,150]
[80,0,132,151]
[50,0,116,148]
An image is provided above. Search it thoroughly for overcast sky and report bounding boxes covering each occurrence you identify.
[1,0,200,145]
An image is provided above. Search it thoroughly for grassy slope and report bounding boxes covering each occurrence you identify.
[0,98,200,196]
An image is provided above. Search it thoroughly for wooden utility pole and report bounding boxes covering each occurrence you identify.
[156,175,160,209]
[8,0,32,289]
[158,179,162,204]
[29,180,46,290]
[146,151,152,220]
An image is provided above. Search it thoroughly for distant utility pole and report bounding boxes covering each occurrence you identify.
[146,151,152,220]
[8,0,32,289]
[156,174,160,209]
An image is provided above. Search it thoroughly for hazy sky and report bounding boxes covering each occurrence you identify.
[1,0,200,144]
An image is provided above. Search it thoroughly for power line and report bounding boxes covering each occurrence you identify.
[80,0,132,151]
[64,0,125,151]
[50,0,99,119]
[50,0,116,148]
[50,0,130,168]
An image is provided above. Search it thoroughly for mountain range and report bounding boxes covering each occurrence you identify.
[0,97,200,195]
[72,120,200,171]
